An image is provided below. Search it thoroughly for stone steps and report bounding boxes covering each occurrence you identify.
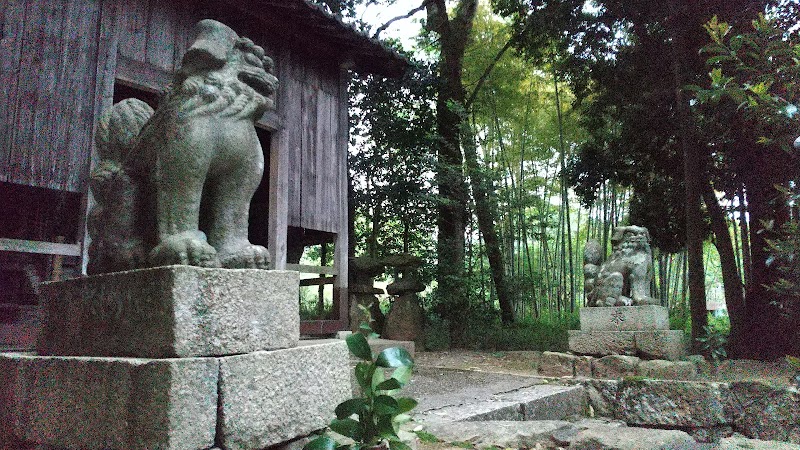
[408,367,800,449]
[409,367,586,424]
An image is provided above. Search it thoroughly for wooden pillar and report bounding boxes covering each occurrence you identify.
[268,47,291,270]
[333,65,351,328]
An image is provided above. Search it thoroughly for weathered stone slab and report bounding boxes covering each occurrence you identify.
[636,359,697,380]
[592,355,640,379]
[0,352,217,450]
[538,351,578,377]
[568,424,696,450]
[423,420,573,449]
[579,306,669,331]
[575,355,593,377]
[583,379,620,417]
[616,379,730,428]
[218,340,350,450]
[38,266,299,358]
[727,381,800,443]
[502,385,586,420]
[634,330,687,360]
[718,436,800,450]
[568,331,636,356]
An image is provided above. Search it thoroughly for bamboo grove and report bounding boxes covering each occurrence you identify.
[317,0,800,357]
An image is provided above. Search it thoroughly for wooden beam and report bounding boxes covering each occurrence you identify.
[300,319,347,335]
[299,277,335,287]
[285,263,337,275]
[256,109,282,132]
[0,239,82,257]
[115,56,171,93]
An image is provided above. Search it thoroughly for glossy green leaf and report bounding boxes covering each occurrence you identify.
[346,333,373,361]
[330,418,364,441]
[388,439,412,450]
[395,397,417,414]
[373,395,399,415]
[355,362,374,391]
[375,378,402,391]
[335,398,368,419]
[303,435,338,450]
[375,347,413,368]
[392,413,412,427]
[371,365,386,391]
[391,366,413,386]
[377,416,399,439]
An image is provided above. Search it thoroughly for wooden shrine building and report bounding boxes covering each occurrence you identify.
[0,0,407,348]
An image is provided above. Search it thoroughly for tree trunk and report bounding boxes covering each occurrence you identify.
[701,181,746,358]
[427,0,478,344]
[463,124,515,323]
[670,3,707,352]
[740,145,794,358]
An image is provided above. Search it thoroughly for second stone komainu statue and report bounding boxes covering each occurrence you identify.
[88,19,278,274]
[584,225,659,307]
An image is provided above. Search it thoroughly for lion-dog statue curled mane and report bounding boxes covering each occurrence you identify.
[88,19,278,274]
[584,225,659,307]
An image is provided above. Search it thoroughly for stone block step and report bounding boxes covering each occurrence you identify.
[0,340,349,450]
[38,266,300,358]
[422,419,699,450]
[409,367,586,424]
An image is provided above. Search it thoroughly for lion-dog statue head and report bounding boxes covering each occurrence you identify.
[89,20,278,273]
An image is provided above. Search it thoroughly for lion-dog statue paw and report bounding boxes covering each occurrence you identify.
[89,19,278,273]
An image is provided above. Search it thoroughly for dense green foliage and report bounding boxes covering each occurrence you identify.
[339,0,799,358]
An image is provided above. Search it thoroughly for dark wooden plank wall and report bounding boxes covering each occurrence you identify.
[1,0,101,193]
[2,0,346,236]
[113,0,197,94]
[285,54,343,234]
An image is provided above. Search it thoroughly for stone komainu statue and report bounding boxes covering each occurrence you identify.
[88,20,278,274]
[584,225,658,307]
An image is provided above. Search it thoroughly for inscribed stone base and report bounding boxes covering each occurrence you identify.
[218,340,350,450]
[568,330,687,360]
[38,266,299,358]
[0,352,218,450]
[579,306,669,331]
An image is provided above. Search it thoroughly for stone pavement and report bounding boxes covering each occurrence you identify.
[406,365,800,450]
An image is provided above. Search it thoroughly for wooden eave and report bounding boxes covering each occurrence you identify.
[237,0,409,77]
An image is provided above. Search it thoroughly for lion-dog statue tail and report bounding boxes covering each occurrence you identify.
[89,98,155,275]
[88,19,278,274]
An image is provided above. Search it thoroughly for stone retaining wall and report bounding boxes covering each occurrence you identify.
[582,378,800,444]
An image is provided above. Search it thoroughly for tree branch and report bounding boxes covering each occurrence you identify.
[465,37,515,109]
[372,0,431,39]
[425,0,449,35]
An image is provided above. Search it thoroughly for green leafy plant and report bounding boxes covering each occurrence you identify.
[787,355,800,388]
[304,324,417,450]
[696,324,728,368]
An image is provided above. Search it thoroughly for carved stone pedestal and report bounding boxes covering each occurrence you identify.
[569,306,687,361]
[1,267,350,450]
[37,266,300,358]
